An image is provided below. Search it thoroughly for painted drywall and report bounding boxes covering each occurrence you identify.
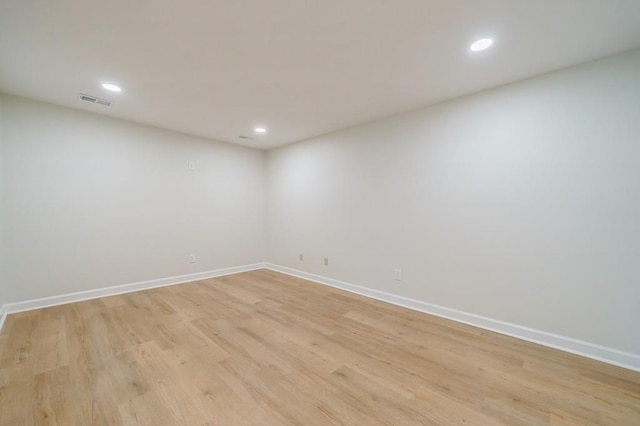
[266,49,640,355]
[1,94,265,303]
[0,96,5,308]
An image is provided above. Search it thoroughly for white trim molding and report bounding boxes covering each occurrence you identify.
[0,263,266,331]
[264,263,640,373]
[0,304,7,335]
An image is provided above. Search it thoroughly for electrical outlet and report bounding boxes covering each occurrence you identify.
[188,254,196,263]
[299,253,304,261]
[394,269,402,281]
[324,257,329,266]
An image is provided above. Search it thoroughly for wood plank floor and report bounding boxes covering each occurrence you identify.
[0,270,639,425]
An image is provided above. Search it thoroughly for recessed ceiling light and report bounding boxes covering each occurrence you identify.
[470,38,493,52]
[254,127,267,133]
[102,83,122,92]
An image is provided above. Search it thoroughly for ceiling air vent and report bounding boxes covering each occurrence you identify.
[79,93,112,107]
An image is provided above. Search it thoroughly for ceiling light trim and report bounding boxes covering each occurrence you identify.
[470,38,494,52]
[102,83,122,92]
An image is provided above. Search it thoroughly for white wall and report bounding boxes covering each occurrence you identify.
[266,49,640,355]
[1,94,265,303]
[0,96,5,309]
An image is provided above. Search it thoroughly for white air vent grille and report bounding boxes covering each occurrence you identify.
[79,93,112,107]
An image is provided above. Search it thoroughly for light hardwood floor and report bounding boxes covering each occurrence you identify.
[0,270,639,425]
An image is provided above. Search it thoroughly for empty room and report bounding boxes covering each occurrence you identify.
[1,1,639,424]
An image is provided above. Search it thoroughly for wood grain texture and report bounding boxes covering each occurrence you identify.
[0,270,638,425]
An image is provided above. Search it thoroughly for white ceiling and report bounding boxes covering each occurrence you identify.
[1,1,640,149]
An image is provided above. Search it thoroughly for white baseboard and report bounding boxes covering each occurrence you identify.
[0,305,7,335]
[264,263,640,373]
[0,263,266,332]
